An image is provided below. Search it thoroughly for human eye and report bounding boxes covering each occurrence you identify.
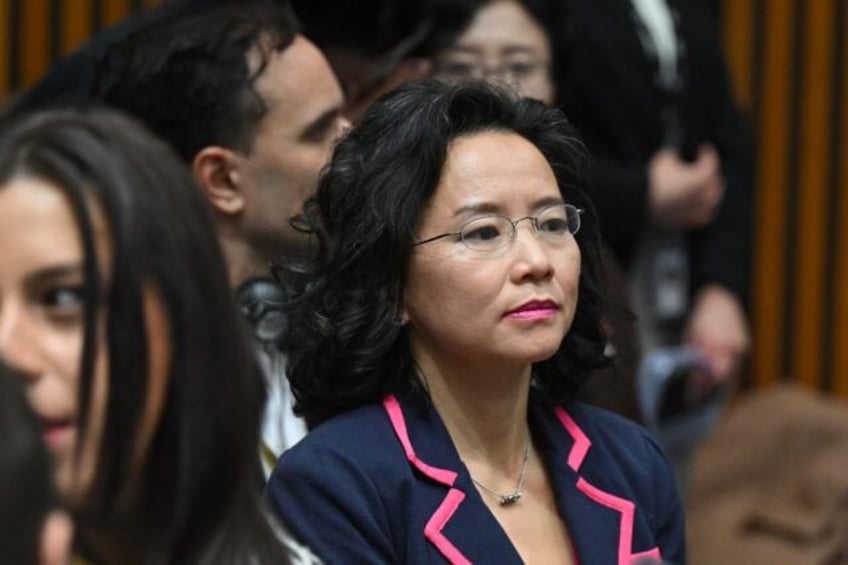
[506,62,535,77]
[461,217,507,247]
[505,59,544,79]
[538,217,569,234]
[536,206,572,236]
[435,58,479,79]
[42,285,86,317]
[302,111,343,144]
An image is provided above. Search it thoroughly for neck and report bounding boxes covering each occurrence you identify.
[218,232,267,288]
[414,349,532,469]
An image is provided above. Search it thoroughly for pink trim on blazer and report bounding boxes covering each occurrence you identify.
[384,396,662,565]
[384,396,470,564]
[557,406,662,565]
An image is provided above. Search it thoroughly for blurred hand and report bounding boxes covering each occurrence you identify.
[648,145,725,229]
[684,284,750,394]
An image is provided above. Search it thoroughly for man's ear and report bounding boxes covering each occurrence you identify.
[192,146,245,216]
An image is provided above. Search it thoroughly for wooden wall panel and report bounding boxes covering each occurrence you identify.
[1,0,158,96]
[62,1,94,55]
[793,0,835,389]
[834,4,848,397]
[723,0,848,396]
[721,0,755,107]
[102,0,130,27]
[748,0,796,388]
[20,0,49,86]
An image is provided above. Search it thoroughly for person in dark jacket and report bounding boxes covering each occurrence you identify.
[265,80,685,564]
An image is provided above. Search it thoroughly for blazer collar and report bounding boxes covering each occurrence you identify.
[383,394,522,564]
[529,399,662,565]
[383,393,661,565]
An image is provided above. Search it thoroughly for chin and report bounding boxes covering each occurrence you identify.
[519,330,566,360]
[502,342,562,366]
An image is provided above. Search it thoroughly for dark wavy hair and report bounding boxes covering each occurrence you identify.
[277,80,609,428]
[0,108,290,564]
[91,0,299,162]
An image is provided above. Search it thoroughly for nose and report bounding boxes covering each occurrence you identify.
[337,114,352,133]
[323,115,351,158]
[330,115,352,147]
[509,222,554,282]
[0,304,42,380]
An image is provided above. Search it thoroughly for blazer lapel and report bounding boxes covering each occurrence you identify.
[385,393,664,564]
[383,395,523,564]
[529,399,662,565]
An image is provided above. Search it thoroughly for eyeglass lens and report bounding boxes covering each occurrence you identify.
[459,204,580,251]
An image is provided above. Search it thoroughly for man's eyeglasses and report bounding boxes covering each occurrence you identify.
[413,203,583,253]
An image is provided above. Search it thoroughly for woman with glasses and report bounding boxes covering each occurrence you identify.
[430,0,646,425]
[266,80,684,564]
[431,0,569,106]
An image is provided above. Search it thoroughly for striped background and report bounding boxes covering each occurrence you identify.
[722,0,848,395]
[0,0,157,103]
[1,0,847,396]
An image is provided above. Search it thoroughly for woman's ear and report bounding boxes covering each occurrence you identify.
[192,146,245,216]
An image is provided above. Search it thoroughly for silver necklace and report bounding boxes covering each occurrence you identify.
[470,442,531,506]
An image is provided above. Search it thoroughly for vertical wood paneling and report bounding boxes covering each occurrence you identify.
[722,0,755,107]
[792,0,835,388]
[20,0,49,87]
[751,0,795,387]
[102,0,129,27]
[62,0,93,55]
[834,6,848,397]
[48,0,60,62]
[4,0,151,96]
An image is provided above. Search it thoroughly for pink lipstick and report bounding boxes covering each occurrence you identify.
[505,300,559,320]
[42,419,73,447]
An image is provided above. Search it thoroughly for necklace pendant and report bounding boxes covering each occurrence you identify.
[499,491,522,506]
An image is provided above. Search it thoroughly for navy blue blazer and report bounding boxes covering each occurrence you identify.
[266,391,685,564]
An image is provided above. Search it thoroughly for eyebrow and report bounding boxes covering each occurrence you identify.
[452,195,565,218]
[301,107,343,141]
[502,46,542,56]
[25,264,85,287]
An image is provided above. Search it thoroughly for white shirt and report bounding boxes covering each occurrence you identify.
[258,342,308,478]
[630,0,680,88]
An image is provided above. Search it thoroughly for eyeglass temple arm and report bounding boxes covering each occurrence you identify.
[412,232,456,247]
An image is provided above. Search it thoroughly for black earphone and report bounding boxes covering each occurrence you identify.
[236,278,288,343]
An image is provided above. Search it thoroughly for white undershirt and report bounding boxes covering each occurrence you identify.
[258,343,308,478]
